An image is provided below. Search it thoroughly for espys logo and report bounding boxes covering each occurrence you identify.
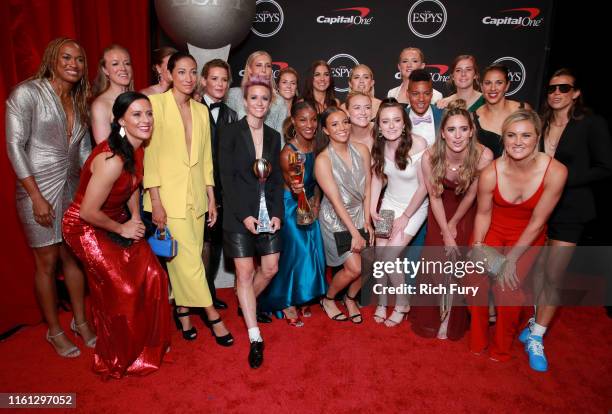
[251,0,284,38]
[394,64,449,84]
[316,7,374,26]
[482,7,543,28]
[492,57,526,96]
[327,53,359,93]
[238,61,289,79]
[407,0,447,38]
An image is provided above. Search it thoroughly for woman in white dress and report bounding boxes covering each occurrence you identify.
[370,99,429,327]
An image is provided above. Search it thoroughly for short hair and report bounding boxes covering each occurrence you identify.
[502,109,542,139]
[201,58,232,85]
[242,75,272,99]
[408,68,432,84]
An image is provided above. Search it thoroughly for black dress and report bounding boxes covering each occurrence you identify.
[473,102,526,159]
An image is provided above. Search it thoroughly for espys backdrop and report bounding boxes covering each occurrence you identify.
[155,0,554,106]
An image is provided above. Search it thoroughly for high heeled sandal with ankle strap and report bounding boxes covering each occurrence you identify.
[343,293,363,324]
[174,308,197,340]
[384,307,410,328]
[70,318,97,348]
[373,305,387,324]
[46,330,80,358]
[205,317,234,347]
[319,295,348,322]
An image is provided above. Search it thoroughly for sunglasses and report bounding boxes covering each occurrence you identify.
[547,84,574,94]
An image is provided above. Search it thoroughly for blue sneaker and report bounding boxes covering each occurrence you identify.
[519,317,535,347]
[526,336,548,372]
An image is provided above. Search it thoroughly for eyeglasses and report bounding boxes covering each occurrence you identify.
[547,84,574,94]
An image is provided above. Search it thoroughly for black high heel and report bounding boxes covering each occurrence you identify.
[343,293,363,324]
[173,307,197,340]
[205,318,234,347]
[237,307,273,323]
[319,295,348,322]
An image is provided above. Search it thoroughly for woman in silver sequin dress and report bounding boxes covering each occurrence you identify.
[5,37,96,358]
[315,107,374,323]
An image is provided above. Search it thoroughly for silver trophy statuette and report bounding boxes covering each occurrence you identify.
[253,158,272,233]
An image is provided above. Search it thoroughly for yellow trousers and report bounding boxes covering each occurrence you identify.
[166,205,212,307]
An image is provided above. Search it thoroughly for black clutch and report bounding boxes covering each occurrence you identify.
[106,231,133,248]
[333,228,369,256]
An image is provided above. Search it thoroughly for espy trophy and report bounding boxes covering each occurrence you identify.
[253,158,272,233]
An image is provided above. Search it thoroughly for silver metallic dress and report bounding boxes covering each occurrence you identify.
[319,143,366,266]
[5,79,91,248]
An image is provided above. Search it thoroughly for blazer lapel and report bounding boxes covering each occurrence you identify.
[189,101,201,167]
[241,118,256,160]
[165,91,190,167]
[262,126,272,162]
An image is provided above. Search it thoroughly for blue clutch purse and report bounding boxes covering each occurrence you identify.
[148,227,178,258]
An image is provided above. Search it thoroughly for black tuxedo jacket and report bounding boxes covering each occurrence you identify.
[219,117,284,233]
[541,114,612,223]
[201,99,238,201]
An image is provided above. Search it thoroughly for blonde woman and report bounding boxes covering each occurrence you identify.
[90,45,134,144]
[225,50,287,135]
[342,64,381,116]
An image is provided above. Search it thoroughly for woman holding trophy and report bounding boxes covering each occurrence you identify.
[259,101,327,327]
[219,76,284,369]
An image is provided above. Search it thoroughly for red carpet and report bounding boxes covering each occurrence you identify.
[0,289,610,413]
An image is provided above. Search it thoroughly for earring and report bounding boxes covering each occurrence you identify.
[378,131,384,139]
[289,125,297,139]
[119,126,126,137]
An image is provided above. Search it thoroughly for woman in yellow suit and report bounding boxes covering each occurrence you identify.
[143,52,233,346]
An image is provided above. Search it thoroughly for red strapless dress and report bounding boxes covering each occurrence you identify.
[62,141,171,379]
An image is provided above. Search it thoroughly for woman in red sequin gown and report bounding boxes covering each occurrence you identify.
[468,109,566,362]
[63,92,171,378]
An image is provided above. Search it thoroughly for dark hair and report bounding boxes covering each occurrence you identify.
[108,91,150,173]
[408,68,432,84]
[167,51,197,73]
[540,68,589,133]
[315,106,346,155]
[302,60,337,113]
[372,100,413,178]
[201,58,232,84]
[482,64,509,82]
[151,46,177,83]
[283,100,317,141]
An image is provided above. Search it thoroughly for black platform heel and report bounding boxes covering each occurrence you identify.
[205,317,234,347]
[174,307,197,340]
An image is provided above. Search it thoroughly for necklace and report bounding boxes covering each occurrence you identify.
[446,162,462,172]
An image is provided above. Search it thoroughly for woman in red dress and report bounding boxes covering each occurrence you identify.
[411,100,492,340]
[63,92,171,378]
[469,109,566,362]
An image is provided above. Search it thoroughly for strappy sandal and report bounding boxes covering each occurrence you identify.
[46,330,80,358]
[70,318,97,348]
[373,305,387,324]
[384,307,410,328]
[343,293,363,324]
[319,295,348,322]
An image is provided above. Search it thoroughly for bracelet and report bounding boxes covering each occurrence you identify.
[402,211,411,219]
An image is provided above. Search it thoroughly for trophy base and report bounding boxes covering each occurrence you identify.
[296,214,314,226]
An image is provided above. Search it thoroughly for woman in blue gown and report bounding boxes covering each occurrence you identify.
[259,101,327,326]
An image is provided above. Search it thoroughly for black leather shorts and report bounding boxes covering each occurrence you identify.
[223,231,282,258]
[547,222,584,244]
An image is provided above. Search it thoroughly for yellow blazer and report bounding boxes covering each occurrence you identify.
[143,90,214,219]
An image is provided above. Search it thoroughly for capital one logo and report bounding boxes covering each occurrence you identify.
[251,0,284,38]
[316,7,374,26]
[327,53,359,93]
[238,61,288,80]
[482,7,544,28]
[492,57,526,96]
[407,0,447,39]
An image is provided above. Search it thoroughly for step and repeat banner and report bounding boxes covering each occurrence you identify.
[154,0,553,107]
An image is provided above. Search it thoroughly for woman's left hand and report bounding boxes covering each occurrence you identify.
[365,222,375,246]
[270,217,282,233]
[290,181,304,195]
[390,214,409,240]
[498,259,519,291]
[207,201,217,227]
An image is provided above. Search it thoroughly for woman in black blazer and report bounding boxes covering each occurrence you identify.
[519,68,612,372]
[219,76,284,369]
